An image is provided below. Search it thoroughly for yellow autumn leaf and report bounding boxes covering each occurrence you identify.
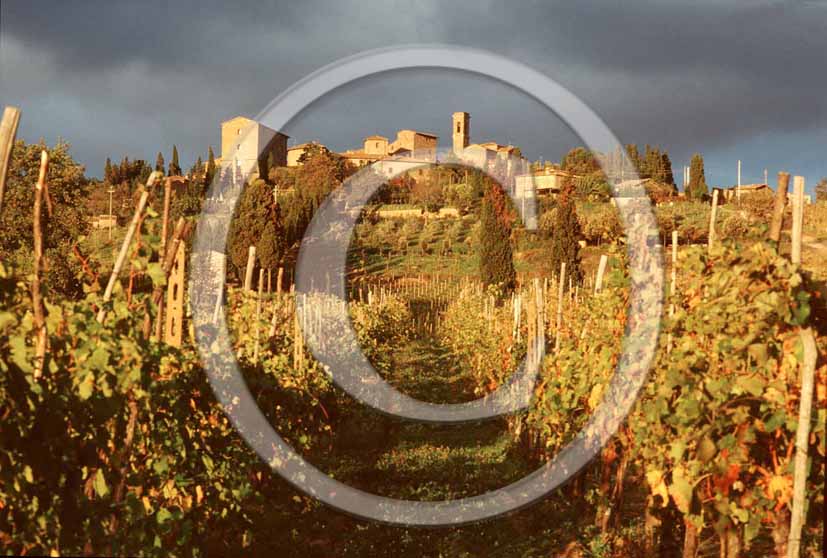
[646,469,669,508]
[587,384,604,410]
[766,474,793,505]
[142,496,152,514]
[195,485,203,505]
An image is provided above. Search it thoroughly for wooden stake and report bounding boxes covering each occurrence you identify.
[769,172,791,244]
[707,189,719,252]
[154,298,165,341]
[163,241,186,347]
[244,246,256,293]
[535,278,545,365]
[668,230,678,354]
[254,268,264,362]
[151,218,187,338]
[277,266,284,294]
[594,254,608,294]
[211,285,223,325]
[161,177,172,253]
[0,106,21,216]
[791,176,804,266]
[32,150,49,378]
[96,171,160,324]
[786,328,818,558]
[555,262,566,354]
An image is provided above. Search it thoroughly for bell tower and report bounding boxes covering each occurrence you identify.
[452,112,470,153]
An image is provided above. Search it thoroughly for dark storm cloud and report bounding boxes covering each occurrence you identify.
[1,0,824,188]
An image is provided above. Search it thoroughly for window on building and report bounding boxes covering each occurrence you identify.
[456,123,460,133]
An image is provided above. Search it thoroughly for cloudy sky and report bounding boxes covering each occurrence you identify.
[2,1,825,191]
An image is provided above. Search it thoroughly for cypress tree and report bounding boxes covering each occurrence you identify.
[194,156,203,184]
[549,182,583,288]
[257,199,287,272]
[104,157,112,183]
[642,144,654,178]
[206,147,216,186]
[227,180,290,280]
[661,152,676,188]
[155,152,165,174]
[479,182,516,294]
[816,178,827,203]
[468,169,485,200]
[625,144,642,175]
[119,157,130,185]
[687,153,708,200]
[169,145,181,176]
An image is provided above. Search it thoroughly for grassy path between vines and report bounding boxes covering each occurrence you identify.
[253,334,606,557]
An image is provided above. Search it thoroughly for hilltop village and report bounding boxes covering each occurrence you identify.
[216,111,531,187]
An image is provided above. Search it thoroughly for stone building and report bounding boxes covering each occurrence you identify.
[387,129,438,159]
[219,116,288,178]
[452,112,470,153]
[364,135,389,156]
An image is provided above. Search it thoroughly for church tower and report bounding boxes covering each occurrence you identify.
[452,112,469,153]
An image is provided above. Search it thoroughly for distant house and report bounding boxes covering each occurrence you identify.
[340,129,438,168]
[514,168,577,196]
[717,183,770,202]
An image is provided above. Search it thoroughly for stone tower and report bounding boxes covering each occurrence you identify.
[452,112,470,153]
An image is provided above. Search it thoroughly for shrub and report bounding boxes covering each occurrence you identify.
[576,202,622,245]
[655,202,710,244]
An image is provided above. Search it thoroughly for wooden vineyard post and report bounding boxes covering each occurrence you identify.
[707,188,719,252]
[293,295,304,370]
[769,172,791,244]
[786,328,818,558]
[512,293,522,343]
[163,241,186,347]
[244,245,256,292]
[161,177,172,253]
[277,267,284,294]
[534,278,545,366]
[154,298,165,341]
[554,262,566,354]
[155,178,173,339]
[526,287,537,368]
[791,176,804,266]
[211,252,226,325]
[254,268,264,362]
[268,290,281,337]
[97,171,160,324]
[594,254,608,294]
[0,106,21,216]
[31,151,49,378]
[149,217,188,338]
[267,268,272,293]
[668,231,678,354]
